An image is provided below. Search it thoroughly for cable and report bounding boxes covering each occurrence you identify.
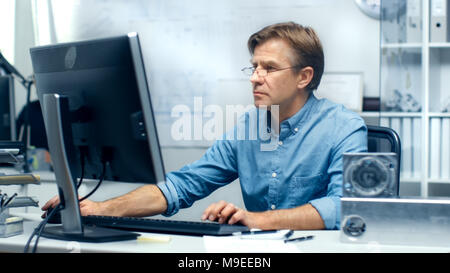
[31,210,57,253]
[24,203,62,253]
[78,161,106,203]
[76,149,86,189]
[32,204,62,253]
[25,152,87,253]
[25,160,106,253]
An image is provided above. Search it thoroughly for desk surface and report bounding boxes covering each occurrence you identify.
[1,169,450,253]
[1,213,449,253]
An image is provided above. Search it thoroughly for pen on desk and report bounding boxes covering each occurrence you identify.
[233,229,294,240]
[284,235,314,243]
[232,230,279,236]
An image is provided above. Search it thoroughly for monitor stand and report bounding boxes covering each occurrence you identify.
[40,93,138,242]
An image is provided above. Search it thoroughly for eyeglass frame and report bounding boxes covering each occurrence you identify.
[241,65,304,77]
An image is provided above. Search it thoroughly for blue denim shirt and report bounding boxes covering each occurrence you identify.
[157,94,367,230]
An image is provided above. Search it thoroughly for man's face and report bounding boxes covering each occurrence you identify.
[250,38,302,109]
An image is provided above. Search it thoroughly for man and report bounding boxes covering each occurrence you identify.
[43,22,367,230]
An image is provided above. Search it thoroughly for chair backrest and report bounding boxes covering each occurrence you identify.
[367,125,401,195]
[16,100,48,149]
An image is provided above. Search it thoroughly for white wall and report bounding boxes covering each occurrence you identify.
[0,0,16,63]
[13,0,36,116]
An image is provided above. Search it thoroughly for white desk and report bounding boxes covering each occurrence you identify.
[0,213,449,253]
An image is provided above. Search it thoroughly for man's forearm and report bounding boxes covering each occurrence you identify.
[253,204,325,230]
[99,184,168,217]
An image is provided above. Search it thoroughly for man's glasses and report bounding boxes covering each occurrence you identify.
[241,65,302,77]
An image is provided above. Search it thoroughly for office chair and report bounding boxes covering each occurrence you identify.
[367,125,401,195]
[16,100,48,149]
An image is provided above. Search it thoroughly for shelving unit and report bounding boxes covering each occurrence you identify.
[372,0,450,197]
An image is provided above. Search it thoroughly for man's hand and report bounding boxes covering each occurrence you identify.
[41,195,60,212]
[202,201,326,230]
[201,200,262,228]
[41,195,105,217]
[41,185,168,219]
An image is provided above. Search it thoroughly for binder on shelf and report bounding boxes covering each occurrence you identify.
[389,118,403,171]
[442,118,450,179]
[402,118,413,178]
[406,0,422,43]
[430,0,449,43]
[429,118,441,179]
[412,118,422,179]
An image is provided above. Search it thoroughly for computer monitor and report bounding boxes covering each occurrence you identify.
[0,75,16,141]
[30,33,166,242]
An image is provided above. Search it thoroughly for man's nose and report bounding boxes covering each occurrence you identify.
[250,70,264,84]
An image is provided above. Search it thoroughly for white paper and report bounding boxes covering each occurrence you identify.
[203,235,300,253]
[314,73,363,112]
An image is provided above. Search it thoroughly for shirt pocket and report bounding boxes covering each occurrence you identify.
[289,173,327,207]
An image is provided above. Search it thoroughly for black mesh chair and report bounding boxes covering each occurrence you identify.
[367,125,402,195]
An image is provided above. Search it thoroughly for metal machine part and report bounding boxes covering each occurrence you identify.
[343,153,398,197]
[340,197,450,247]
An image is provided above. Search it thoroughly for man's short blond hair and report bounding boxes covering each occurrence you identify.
[247,22,324,92]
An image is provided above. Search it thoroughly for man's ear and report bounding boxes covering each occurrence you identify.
[297,66,314,90]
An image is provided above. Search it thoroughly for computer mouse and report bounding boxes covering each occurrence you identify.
[44,206,62,224]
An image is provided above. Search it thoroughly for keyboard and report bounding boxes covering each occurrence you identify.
[82,215,250,236]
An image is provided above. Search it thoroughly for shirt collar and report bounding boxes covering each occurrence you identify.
[282,93,318,132]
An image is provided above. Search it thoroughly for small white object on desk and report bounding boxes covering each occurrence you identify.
[137,235,171,243]
[203,234,300,253]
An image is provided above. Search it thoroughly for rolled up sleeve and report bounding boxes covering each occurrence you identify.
[156,137,239,217]
[157,177,180,217]
[309,118,367,230]
[309,196,341,230]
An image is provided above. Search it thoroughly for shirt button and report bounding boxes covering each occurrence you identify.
[294,128,299,132]
[271,204,276,210]
[272,172,277,178]
[278,141,283,146]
